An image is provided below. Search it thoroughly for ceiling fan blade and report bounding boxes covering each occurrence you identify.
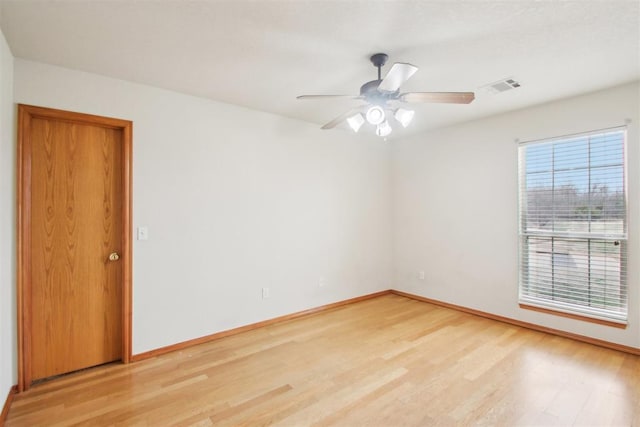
[297,95,363,100]
[399,92,475,104]
[321,108,364,130]
[378,63,418,93]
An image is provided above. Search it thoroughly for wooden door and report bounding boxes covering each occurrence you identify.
[18,105,132,390]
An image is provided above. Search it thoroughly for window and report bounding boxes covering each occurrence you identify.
[518,127,627,324]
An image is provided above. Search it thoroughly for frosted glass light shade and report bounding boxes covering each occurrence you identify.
[346,113,365,132]
[365,105,385,125]
[376,120,392,137]
[394,108,415,128]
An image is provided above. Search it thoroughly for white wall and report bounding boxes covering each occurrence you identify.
[0,27,16,394]
[14,59,393,354]
[393,82,640,348]
[7,55,639,378]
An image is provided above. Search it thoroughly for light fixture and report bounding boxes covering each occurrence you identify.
[351,105,414,138]
[394,108,415,128]
[375,120,392,137]
[346,113,365,132]
[365,105,385,125]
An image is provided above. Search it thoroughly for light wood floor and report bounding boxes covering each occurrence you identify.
[6,294,640,426]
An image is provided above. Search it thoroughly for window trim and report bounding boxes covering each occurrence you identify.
[517,126,628,326]
[519,303,627,329]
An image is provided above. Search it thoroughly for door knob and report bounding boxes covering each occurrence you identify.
[108,252,120,261]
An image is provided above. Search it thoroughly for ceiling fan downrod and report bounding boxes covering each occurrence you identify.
[370,53,388,81]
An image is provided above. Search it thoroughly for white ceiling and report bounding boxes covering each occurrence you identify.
[1,1,639,138]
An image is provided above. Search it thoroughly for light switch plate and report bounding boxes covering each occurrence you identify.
[137,226,148,241]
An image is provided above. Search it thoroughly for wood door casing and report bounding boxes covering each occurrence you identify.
[18,105,133,390]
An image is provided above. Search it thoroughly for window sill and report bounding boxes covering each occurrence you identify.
[519,304,627,329]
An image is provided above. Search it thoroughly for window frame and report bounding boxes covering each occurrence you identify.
[517,126,628,326]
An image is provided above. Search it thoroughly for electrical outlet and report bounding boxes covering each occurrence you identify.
[419,271,425,280]
[319,277,326,287]
[262,287,270,299]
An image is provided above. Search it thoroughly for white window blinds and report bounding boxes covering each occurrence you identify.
[518,127,627,323]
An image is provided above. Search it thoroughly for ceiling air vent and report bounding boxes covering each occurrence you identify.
[483,77,521,94]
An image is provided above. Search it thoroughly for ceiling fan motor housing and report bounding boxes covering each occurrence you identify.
[360,79,399,103]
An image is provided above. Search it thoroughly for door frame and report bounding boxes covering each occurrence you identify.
[17,104,133,392]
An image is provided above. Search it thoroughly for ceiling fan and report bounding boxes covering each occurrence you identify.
[297,53,475,137]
